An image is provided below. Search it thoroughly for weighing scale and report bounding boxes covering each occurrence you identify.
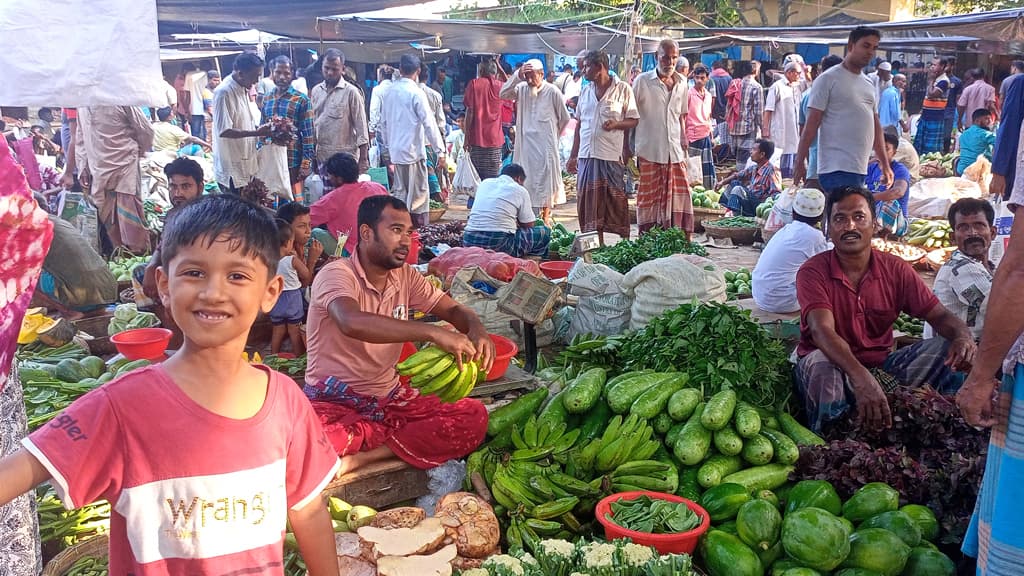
[496,231,602,372]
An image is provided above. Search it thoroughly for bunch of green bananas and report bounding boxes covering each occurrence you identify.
[491,459,593,552]
[508,415,582,462]
[608,460,680,494]
[396,345,485,402]
[567,413,660,477]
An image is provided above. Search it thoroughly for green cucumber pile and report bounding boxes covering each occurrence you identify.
[893,313,923,338]
[755,197,775,219]
[700,480,955,576]
[467,363,825,558]
[708,216,758,228]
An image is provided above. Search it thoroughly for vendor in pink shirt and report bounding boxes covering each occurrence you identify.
[304,195,495,474]
[309,152,387,257]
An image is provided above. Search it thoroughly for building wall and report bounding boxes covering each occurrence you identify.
[737,0,911,26]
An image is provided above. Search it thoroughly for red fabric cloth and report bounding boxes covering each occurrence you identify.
[11,138,42,191]
[463,77,505,148]
[311,384,487,470]
[796,249,939,367]
[725,78,743,132]
[0,140,54,394]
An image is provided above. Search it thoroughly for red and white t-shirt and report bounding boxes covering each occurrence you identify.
[24,365,340,574]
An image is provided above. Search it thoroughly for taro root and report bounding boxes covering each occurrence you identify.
[376,544,457,576]
[369,507,427,529]
[434,492,501,558]
[357,517,447,559]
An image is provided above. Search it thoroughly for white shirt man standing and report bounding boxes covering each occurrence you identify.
[212,52,272,192]
[379,54,446,228]
[500,58,571,224]
[632,39,692,237]
[765,61,802,179]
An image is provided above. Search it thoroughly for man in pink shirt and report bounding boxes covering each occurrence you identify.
[309,152,387,257]
[304,195,495,473]
[686,64,717,189]
[958,68,998,131]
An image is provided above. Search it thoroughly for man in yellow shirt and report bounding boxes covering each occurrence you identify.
[151,107,210,155]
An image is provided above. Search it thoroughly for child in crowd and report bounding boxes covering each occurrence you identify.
[0,195,341,575]
[277,201,323,286]
[956,108,996,176]
[270,219,309,355]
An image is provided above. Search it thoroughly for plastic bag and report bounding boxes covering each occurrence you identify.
[961,156,992,196]
[255,144,292,201]
[415,460,466,515]
[622,255,727,330]
[991,197,1014,267]
[369,144,380,168]
[566,261,632,340]
[303,173,324,204]
[451,158,481,198]
[764,186,797,233]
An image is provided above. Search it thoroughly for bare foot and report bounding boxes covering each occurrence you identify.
[336,445,398,478]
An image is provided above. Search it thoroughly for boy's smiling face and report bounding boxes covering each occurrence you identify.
[157,235,282,350]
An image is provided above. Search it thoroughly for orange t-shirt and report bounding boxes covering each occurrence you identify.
[305,255,444,397]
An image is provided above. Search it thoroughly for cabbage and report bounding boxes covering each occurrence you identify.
[126,312,159,329]
[113,303,138,322]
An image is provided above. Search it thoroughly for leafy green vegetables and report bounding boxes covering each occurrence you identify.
[591,227,707,273]
[607,495,701,534]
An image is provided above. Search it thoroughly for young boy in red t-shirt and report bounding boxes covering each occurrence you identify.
[0,195,341,575]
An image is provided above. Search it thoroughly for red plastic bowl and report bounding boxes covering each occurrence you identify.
[540,260,574,280]
[485,334,518,381]
[595,491,710,554]
[110,328,173,361]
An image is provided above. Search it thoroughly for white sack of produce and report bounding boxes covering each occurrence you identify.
[907,177,982,219]
[566,261,632,341]
[449,267,554,346]
[622,254,728,331]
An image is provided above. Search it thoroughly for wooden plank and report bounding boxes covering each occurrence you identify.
[323,458,429,510]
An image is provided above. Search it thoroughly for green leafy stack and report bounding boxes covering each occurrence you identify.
[607,495,701,534]
[591,227,707,273]
[549,222,577,259]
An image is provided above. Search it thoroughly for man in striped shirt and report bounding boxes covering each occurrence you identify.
[262,56,315,202]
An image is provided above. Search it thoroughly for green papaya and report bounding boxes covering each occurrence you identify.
[899,504,940,542]
[901,546,955,576]
[785,480,842,516]
[842,482,900,522]
[701,530,763,576]
[781,507,851,572]
[700,483,751,523]
[840,528,911,576]
[859,510,921,547]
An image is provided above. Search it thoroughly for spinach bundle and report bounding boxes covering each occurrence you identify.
[616,302,791,408]
[591,227,707,273]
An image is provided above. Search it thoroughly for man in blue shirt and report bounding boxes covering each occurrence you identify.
[866,131,912,235]
[956,109,996,175]
[878,74,906,133]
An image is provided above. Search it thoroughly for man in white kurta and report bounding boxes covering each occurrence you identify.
[764,62,801,179]
[500,58,571,223]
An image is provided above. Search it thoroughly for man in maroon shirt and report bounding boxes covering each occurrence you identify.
[795,186,975,432]
[463,58,508,200]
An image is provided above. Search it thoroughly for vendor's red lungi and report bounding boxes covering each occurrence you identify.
[306,378,487,470]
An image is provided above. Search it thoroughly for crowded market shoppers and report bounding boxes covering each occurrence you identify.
[916,57,953,155]
[212,52,271,193]
[794,26,892,193]
[304,195,494,473]
[958,68,998,130]
[795,186,975,432]
[463,164,551,258]
[312,49,370,175]
[764,61,801,178]
[567,50,638,245]
[632,39,692,236]
[464,59,507,187]
[752,188,829,314]
[798,55,843,191]
[378,54,446,228]
[263,55,315,201]
[76,105,154,254]
[956,109,996,176]
[151,107,211,156]
[726,60,764,166]
[500,59,570,224]
[686,65,717,190]
[866,131,912,235]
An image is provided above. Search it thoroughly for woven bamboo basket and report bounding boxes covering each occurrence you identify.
[703,221,759,245]
[693,207,728,232]
[42,534,109,576]
[72,315,117,357]
[429,208,447,222]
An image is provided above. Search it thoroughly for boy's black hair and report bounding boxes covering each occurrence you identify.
[164,157,204,188]
[276,201,310,224]
[734,60,753,78]
[883,131,900,150]
[160,194,281,275]
[972,108,992,122]
[324,153,360,185]
[275,218,294,246]
[692,64,709,76]
[948,197,995,228]
[156,107,173,122]
[827,186,877,221]
[357,195,408,232]
[755,138,775,158]
[501,163,527,181]
[848,26,882,46]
